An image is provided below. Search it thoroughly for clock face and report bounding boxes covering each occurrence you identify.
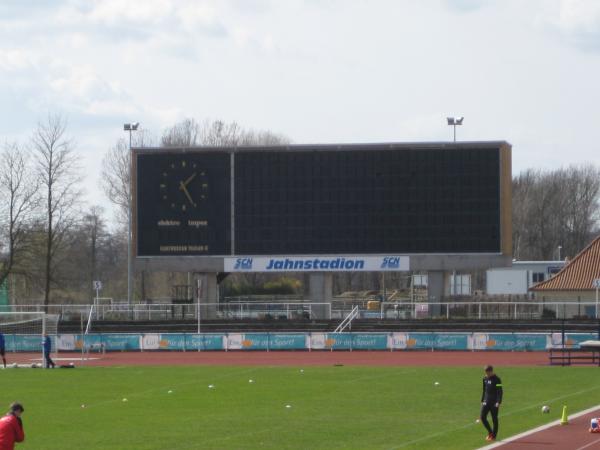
[136,151,230,256]
[159,159,209,213]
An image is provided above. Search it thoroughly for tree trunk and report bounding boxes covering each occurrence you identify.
[44,182,52,310]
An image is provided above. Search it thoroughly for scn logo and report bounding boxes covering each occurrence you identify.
[234,258,253,270]
[381,257,401,269]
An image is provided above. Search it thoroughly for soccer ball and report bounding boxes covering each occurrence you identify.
[542,405,550,414]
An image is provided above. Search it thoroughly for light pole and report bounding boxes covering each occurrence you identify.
[557,245,562,261]
[446,116,464,142]
[123,122,139,310]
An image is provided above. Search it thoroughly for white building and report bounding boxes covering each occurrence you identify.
[486,261,565,296]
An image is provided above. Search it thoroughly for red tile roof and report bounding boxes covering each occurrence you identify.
[531,235,600,291]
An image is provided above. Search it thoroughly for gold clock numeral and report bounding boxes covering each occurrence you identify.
[182,204,186,211]
[182,160,186,168]
[160,183,165,189]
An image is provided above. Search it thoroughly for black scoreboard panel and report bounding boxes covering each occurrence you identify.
[234,147,501,254]
[136,152,230,256]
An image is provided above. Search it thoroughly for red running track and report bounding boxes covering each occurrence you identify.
[479,407,600,450]
[8,350,550,367]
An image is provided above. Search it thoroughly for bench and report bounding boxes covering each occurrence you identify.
[548,348,600,366]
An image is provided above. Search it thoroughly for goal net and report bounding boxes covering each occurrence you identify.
[0,312,59,367]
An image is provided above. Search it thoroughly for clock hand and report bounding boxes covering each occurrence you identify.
[179,181,197,207]
[182,172,197,187]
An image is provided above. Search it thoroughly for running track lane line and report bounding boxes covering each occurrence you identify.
[388,387,600,450]
[576,437,600,450]
[477,404,600,450]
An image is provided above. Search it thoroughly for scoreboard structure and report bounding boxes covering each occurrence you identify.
[132,141,512,273]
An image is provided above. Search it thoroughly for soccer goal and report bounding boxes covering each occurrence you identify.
[0,312,59,368]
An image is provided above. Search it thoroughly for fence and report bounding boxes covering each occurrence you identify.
[378,301,600,320]
[2,331,598,352]
[6,300,600,321]
[8,302,332,321]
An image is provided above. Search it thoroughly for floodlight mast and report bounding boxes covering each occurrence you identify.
[123,122,139,311]
[447,116,464,142]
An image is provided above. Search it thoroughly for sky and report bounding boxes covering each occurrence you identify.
[1,0,600,221]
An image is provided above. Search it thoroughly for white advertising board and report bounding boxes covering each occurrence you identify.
[224,256,409,272]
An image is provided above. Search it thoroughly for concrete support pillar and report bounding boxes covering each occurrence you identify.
[427,271,444,318]
[195,273,218,320]
[308,273,333,319]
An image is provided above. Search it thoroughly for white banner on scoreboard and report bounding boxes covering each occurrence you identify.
[224,256,409,272]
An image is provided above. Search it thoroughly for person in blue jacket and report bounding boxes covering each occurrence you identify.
[42,334,55,369]
[0,332,6,368]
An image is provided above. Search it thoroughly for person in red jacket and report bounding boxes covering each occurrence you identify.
[0,403,25,450]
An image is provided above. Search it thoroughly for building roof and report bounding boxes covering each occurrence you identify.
[531,235,600,291]
[133,140,511,154]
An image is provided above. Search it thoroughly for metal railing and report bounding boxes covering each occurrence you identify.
[5,300,600,321]
[333,306,360,333]
[8,302,333,321]
[378,301,600,320]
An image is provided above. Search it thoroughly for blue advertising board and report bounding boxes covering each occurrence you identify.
[486,334,547,351]
[185,334,225,351]
[352,333,388,350]
[403,333,469,350]
[5,331,596,352]
[101,334,140,351]
[268,334,306,350]
[7,335,41,352]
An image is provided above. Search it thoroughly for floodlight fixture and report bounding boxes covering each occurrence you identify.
[447,116,464,142]
[124,122,139,131]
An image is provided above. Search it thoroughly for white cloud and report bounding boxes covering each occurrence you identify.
[1,0,600,224]
[176,3,217,30]
[53,0,227,41]
[87,0,175,26]
[49,65,121,101]
[444,0,491,13]
[538,0,600,50]
[0,48,38,72]
[555,0,600,32]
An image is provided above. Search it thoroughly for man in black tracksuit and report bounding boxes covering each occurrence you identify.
[480,365,503,441]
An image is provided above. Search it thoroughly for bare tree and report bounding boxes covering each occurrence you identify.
[560,165,600,252]
[81,206,107,300]
[101,130,154,225]
[161,118,290,147]
[0,142,39,286]
[512,164,600,260]
[161,118,202,147]
[31,114,82,308]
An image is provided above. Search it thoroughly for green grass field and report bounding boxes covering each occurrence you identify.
[2,365,600,449]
